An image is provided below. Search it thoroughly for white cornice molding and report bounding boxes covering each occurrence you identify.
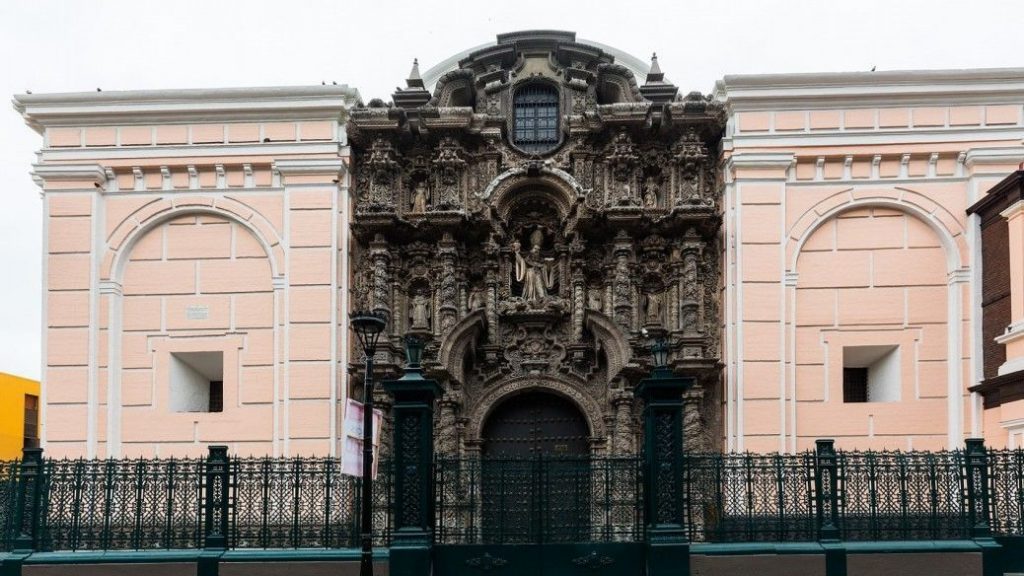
[13,85,361,134]
[715,67,1024,111]
[725,152,795,171]
[965,146,1024,167]
[31,163,107,188]
[273,158,347,177]
[39,141,343,162]
[1000,199,1024,221]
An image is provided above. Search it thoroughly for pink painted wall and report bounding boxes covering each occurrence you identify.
[722,85,1024,452]
[27,100,353,458]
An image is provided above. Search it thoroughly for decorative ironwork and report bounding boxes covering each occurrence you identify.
[12,445,1024,553]
[39,457,204,551]
[0,459,21,551]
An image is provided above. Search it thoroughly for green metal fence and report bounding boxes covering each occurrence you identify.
[4,443,1024,553]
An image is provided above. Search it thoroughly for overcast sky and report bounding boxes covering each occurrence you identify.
[1,0,1021,380]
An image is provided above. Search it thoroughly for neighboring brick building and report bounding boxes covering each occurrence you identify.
[13,32,1024,458]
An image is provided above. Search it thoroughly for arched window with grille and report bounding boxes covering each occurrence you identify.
[513,84,560,154]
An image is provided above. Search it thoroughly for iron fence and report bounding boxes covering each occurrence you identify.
[231,456,392,549]
[4,444,1024,552]
[0,460,19,552]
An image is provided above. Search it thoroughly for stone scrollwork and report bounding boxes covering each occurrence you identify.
[348,31,725,455]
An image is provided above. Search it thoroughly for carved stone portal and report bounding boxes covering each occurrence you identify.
[348,31,724,457]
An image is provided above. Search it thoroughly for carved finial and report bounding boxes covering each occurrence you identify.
[406,58,424,88]
[649,53,663,78]
[640,51,676,103]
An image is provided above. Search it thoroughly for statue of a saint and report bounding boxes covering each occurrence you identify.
[411,181,428,213]
[514,230,556,305]
[644,292,662,325]
[643,177,659,208]
[468,287,485,311]
[411,293,431,328]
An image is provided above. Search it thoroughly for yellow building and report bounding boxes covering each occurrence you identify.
[0,372,40,460]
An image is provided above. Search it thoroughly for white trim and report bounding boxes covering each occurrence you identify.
[968,211,984,438]
[724,127,1024,149]
[716,68,1024,111]
[14,86,360,133]
[723,177,736,451]
[101,280,123,457]
[995,321,1024,346]
[328,155,341,457]
[86,190,102,457]
[274,158,347,177]
[735,182,744,451]
[339,163,352,458]
[999,199,1024,221]
[964,146,1024,168]
[39,194,49,449]
[39,141,341,162]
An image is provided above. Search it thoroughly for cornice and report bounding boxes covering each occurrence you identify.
[31,163,107,188]
[13,85,361,134]
[273,158,347,177]
[715,67,1024,111]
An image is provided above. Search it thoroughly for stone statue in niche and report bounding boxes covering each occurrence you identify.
[642,177,659,208]
[587,288,603,311]
[468,287,485,311]
[411,181,428,213]
[644,292,662,325]
[513,229,556,305]
[410,293,431,329]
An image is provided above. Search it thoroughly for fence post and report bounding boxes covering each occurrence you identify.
[815,439,841,541]
[815,440,846,576]
[965,438,991,539]
[198,445,230,576]
[382,336,443,576]
[11,447,44,553]
[635,357,693,576]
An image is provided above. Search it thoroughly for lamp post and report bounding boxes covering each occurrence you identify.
[382,335,442,576]
[350,310,388,576]
[635,337,694,576]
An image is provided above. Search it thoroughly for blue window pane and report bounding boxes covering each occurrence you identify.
[513,84,559,153]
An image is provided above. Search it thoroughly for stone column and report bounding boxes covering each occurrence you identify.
[612,231,634,331]
[611,390,635,455]
[437,233,459,335]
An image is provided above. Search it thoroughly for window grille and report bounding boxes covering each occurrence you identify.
[513,84,559,153]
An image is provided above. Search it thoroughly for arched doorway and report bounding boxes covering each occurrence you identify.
[479,390,591,543]
[481,390,590,457]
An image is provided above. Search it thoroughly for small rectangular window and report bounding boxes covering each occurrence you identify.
[209,381,223,413]
[23,394,39,448]
[170,351,225,413]
[843,368,868,403]
[843,345,900,403]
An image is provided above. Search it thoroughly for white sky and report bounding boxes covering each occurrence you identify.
[1,0,1021,380]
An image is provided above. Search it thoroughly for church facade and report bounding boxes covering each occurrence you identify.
[14,31,1024,459]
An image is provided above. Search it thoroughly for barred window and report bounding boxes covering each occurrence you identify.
[513,84,559,153]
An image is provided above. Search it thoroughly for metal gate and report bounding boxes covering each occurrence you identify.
[433,390,644,574]
[433,456,644,575]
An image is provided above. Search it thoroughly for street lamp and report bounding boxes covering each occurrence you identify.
[350,309,387,576]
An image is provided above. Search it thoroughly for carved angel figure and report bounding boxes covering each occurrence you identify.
[514,230,556,305]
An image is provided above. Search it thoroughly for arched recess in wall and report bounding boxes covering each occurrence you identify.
[105,203,281,457]
[787,193,967,451]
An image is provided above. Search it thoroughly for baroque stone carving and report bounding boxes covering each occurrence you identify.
[349,31,726,456]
